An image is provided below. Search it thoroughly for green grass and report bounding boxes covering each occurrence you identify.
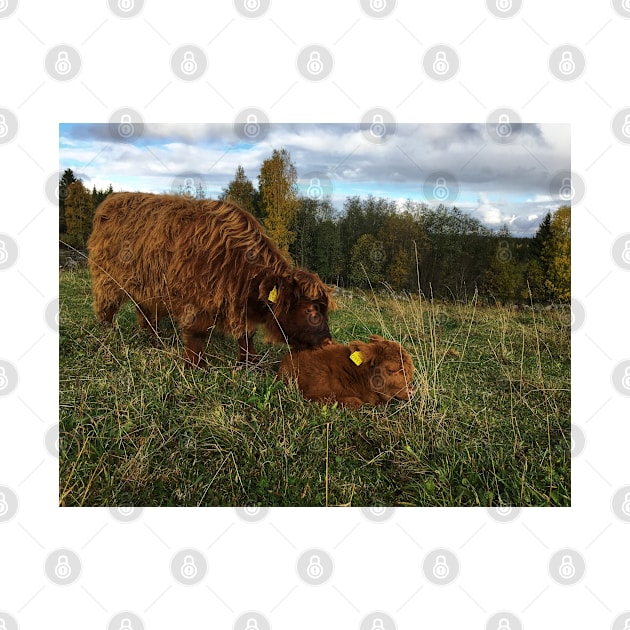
[60,267,570,507]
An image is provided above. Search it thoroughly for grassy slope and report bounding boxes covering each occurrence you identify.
[60,268,570,507]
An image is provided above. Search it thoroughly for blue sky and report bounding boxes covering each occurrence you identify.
[59,122,570,236]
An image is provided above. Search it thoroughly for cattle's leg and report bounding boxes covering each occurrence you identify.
[182,329,208,368]
[334,396,365,409]
[94,297,124,325]
[136,305,151,329]
[93,279,125,325]
[237,331,259,365]
[136,305,160,345]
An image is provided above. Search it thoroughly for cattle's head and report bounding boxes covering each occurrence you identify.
[259,269,336,350]
[349,335,414,402]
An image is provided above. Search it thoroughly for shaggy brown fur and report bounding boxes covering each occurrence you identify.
[278,335,414,408]
[87,192,335,366]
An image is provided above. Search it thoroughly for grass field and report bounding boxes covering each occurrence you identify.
[59,267,570,507]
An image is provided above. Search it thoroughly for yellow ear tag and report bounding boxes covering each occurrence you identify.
[268,286,278,303]
[349,351,363,366]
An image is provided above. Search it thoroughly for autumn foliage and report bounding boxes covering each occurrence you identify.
[60,151,571,304]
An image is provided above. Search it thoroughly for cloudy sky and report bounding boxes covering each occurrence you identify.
[59,122,570,237]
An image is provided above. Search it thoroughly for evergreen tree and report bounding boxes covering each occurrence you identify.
[526,211,554,301]
[59,168,77,235]
[64,180,94,249]
[220,165,259,217]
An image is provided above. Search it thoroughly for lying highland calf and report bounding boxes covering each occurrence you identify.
[87,193,335,366]
[278,335,414,408]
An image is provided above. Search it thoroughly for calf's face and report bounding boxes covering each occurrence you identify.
[260,273,334,350]
[349,335,414,402]
[280,298,332,350]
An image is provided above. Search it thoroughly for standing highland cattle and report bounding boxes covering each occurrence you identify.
[87,193,335,367]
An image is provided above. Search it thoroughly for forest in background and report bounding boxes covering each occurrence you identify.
[58,148,570,303]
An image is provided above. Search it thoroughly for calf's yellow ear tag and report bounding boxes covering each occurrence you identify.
[268,286,278,303]
[349,351,363,366]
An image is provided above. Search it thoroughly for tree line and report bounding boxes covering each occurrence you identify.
[59,148,570,303]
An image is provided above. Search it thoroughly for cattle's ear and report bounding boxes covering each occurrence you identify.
[368,334,384,343]
[289,269,337,310]
[348,340,376,366]
[348,340,364,354]
[258,275,286,305]
[323,283,337,311]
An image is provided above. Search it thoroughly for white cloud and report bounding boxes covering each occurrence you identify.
[472,193,516,227]
[59,123,570,236]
